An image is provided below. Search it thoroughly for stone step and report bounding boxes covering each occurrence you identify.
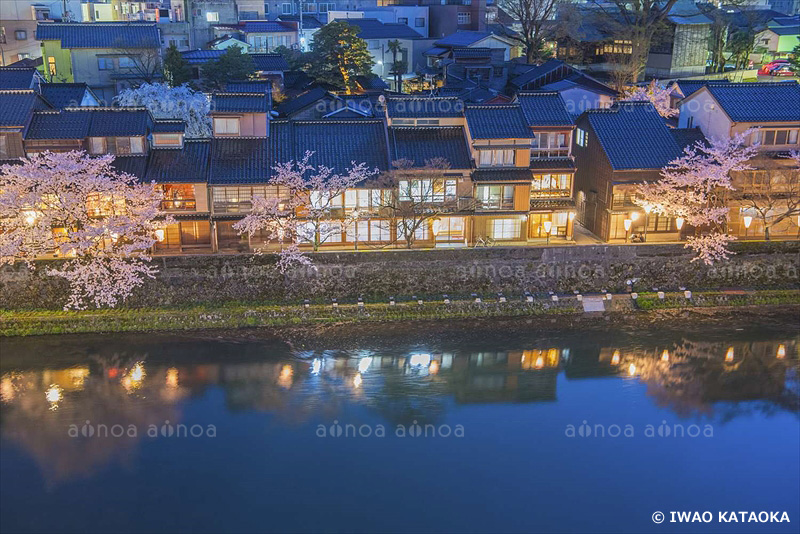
[582,295,606,313]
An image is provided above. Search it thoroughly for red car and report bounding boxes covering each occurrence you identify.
[758,59,790,76]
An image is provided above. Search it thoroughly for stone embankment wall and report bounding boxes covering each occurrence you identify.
[1,242,797,310]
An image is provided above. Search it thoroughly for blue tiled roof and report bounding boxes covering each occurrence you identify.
[209,120,389,185]
[0,67,40,90]
[152,120,186,133]
[465,104,533,139]
[584,102,684,171]
[671,79,729,98]
[516,91,573,126]
[250,53,290,72]
[181,49,225,65]
[225,80,272,93]
[347,18,422,39]
[242,21,296,33]
[209,138,270,185]
[26,110,91,139]
[389,127,472,169]
[386,96,464,118]
[354,75,389,91]
[146,141,210,183]
[36,22,160,48]
[40,83,96,109]
[110,155,148,179]
[211,93,271,113]
[705,82,800,122]
[0,90,51,128]
[277,15,325,29]
[670,127,706,151]
[434,31,493,47]
[276,87,331,117]
[452,47,492,59]
[275,120,389,176]
[84,108,151,136]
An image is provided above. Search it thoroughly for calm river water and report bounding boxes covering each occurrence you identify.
[1,317,799,533]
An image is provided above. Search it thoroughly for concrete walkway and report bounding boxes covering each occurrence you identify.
[572,223,604,245]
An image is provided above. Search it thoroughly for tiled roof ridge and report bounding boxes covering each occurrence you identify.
[390,126,464,130]
[154,119,185,123]
[214,92,269,97]
[63,106,148,111]
[517,91,561,96]
[0,67,37,71]
[290,119,385,125]
[0,89,36,94]
[388,95,461,100]
[38,21,157,27]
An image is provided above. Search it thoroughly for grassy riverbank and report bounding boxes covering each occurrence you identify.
[1,289,799,337]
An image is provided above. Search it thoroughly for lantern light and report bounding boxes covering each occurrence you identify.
[675,217,685,230]
[743,215,753,229]
[776,344,786,359]
[543,221,552,234]
[623,218,632,231]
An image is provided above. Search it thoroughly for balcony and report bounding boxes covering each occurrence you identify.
[161,199,197,211]
[530,189,571,199]
[476,199,515,211]
[531,148,569,159]
[213,201,252,214]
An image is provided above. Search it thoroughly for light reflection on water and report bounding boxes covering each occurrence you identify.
[1,325,799,533]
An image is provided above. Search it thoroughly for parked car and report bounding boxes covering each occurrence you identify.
[770,64,796,76]
[758,59,790,75]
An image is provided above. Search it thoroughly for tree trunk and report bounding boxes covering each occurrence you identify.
[764,226,770,241]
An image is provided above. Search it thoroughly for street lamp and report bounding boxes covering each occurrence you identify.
[743,215,752,239]
[643,204,652,242]
[623,218,632,242]
[543,220,552,244]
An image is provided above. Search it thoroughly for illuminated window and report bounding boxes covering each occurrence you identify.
[214,117,240,135]
[206,11,219,21]
[491,218,518,239]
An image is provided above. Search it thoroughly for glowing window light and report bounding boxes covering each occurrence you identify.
[725,347,734,362]
[534,356,544,369]
[776,344,786,359]
[409,353,431,367]
[611,350,620,365]
[166,368,179,388]
[46,384,63,409]
[661,349,669,362]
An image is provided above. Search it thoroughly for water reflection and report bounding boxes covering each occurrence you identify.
[1,334,797,485]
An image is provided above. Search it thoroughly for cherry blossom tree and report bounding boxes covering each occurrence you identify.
[114,82,212,138]
[0,151,168,310]
[625,80,678,119]
[636,130,759,265]
[234,152,378,267]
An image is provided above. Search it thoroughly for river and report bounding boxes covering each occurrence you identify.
[1,315,799,533]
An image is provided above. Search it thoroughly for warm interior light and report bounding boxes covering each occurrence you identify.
[725,346,734,362]
[776,344,786,359]
[166,368,179,388]
[611,350,620,365]
[534,356,544,369]
[661,349,669,362]
[743,215,753,229]
[675,217,685,230]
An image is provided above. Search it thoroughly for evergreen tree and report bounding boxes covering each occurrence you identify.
[162,44,193,87]
[202,46,255,90]
[309,20,374,93]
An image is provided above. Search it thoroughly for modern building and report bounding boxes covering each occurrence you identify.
[36,21,162,102]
